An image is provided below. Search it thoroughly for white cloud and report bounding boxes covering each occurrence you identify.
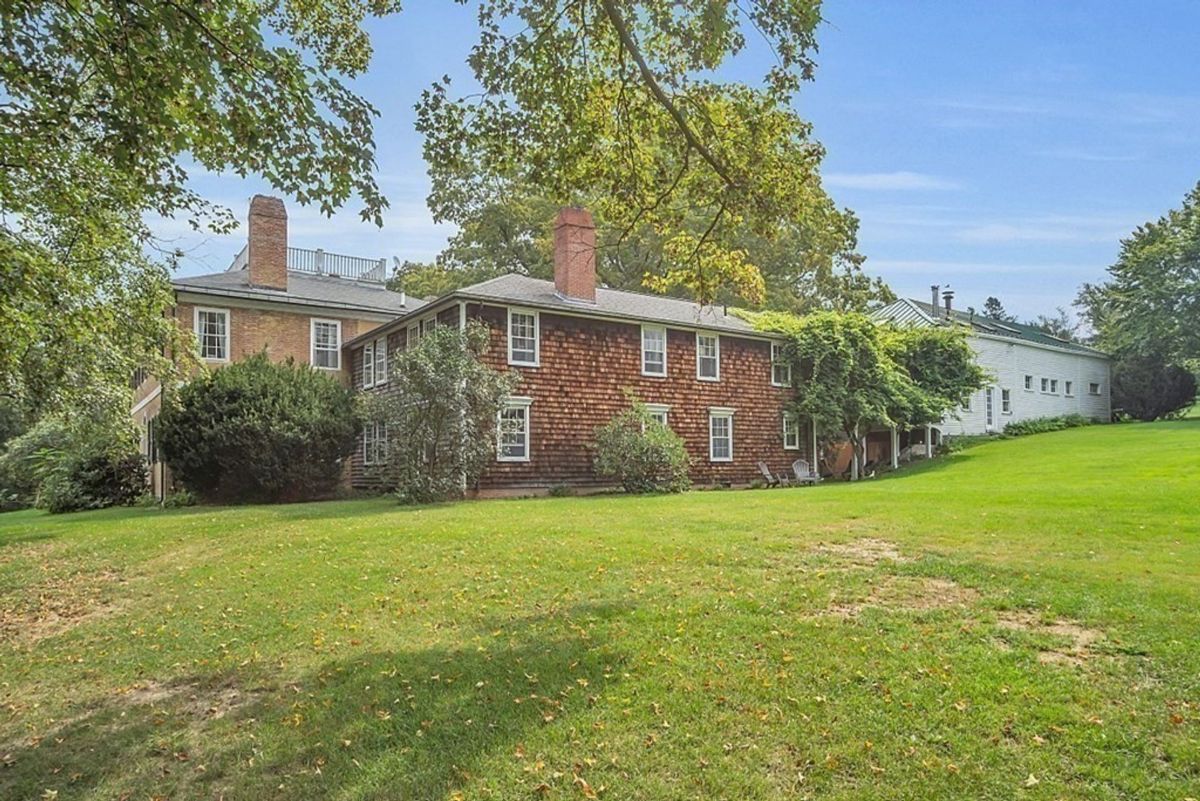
[823,171,960,191]
[867,259,1076,275]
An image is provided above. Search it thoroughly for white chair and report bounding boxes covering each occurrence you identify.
[791,459,820,485]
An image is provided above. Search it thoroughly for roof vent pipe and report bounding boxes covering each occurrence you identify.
[930,285,940,315]
[942,288,954,319]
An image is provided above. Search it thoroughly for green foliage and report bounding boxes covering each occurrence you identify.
[1,1,397,412]
[883,325,989,428]
[1078,181,1200,363]
[0,414,146,514]
[1024,306,1082,343]
[1111,353,1197,421]
[417,0,844,305]
[982,296,1015,322]
[363,323,519,505]
[594,397,692,494]
[1002,414,1093,437]
[158,354,359,504]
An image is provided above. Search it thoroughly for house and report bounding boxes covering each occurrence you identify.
[347,208,813,494]
[873,289,1112,441]
[131,195,418,497]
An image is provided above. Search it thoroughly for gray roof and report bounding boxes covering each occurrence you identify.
[172,270,422,316]
[875,298,1108,357]
[349,273,762,347]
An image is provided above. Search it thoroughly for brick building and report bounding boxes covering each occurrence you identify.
[132,195,419,497]
[347,208,814,494]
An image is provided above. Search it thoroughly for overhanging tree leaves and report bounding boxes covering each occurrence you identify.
[416,0,839,305]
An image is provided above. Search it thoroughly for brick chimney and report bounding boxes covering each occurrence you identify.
[247,195,288,290]
[553,207,596,303]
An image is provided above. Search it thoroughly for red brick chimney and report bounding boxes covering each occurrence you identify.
[247,195,288,290]
[553,207,596,303]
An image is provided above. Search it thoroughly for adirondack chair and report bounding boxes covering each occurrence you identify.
[792,459,820,485]
[756,461,780,488]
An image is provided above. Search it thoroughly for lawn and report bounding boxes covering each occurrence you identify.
[1,421,1198,800]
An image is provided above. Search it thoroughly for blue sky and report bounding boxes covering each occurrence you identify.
[162,0,1200,320]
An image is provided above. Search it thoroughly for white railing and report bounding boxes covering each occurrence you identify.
[227,245,387,283]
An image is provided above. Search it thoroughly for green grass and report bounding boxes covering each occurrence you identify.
[2,420,1198,800]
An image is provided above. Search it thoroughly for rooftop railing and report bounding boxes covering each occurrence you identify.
[228,245,388,283]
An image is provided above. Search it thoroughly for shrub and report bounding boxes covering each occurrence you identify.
[1002,414,1093,437]
[158,353,359,503]
[363,323,519,505]
[0,416,147,513]
[594,397,691,494]
[1111,353,1197,421]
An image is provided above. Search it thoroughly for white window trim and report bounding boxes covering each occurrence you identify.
[310,318,342,370]
[374,336,388,385]
[771,342,792,387]
[363,421,387,466]
[362,342,375,388]
[782,412,800,451]
[506,307,540,367]
[1064,381,1074,397]
[194,306,230,363]
[1024,374,1034,392]
[406,322,420,347]
[1089,382,1102,396]
[641,325,667,377]
[708,407,735,463]
[497,396,533,463]
[1040,377,1050,394]
[695,332,720,382]
[644,403,670,429]
[1001,388,1012,415]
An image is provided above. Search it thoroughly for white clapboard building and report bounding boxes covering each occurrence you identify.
[874,290,1112,437]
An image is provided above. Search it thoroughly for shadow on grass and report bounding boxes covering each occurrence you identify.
[0,608,626,801]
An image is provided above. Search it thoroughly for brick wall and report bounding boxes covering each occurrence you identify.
[351,302,810,492]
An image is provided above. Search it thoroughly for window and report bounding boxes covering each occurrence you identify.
[195,307,229,361]
[507,308,539,366]
[985,387,995,429]
[1089,382,1101,396]
[1001,388,1012,414]
[1064,380,1074,396]
[696,333,720,381]
[771,343,791,387]
[362,342,375,387]
[421,317,437,336]
[373,337,388,385]
[363,422,388,466]
[1024,374,1034,391]
[642,325,667,376]
[311,319,341,369]
[1049,379,1059,394]
[407,323,420,348]
[709,408,734,462]
[645,404,670,429]
[962,393,973,412]
[498,398,532,462]
[1040,377,1049,393]
[782,413,800,450]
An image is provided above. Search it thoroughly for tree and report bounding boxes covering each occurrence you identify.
[883,326,989,428]
[2,1,398,412]
[982,296,1016,322]
[362,323,519,504]
[158,354,359,503]
[1076,181,1200,364]
[417,0,839,305]
[1111,353,1197,421]
[1026,307,1081,343]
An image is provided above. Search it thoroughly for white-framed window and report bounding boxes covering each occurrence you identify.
[373,336,388,385]
[642,325,667,376]
[644,403,670,429]
[362,421,388,466]
[311,319,342,370]
[1064,380,1074,396]
[406,322,420,348]
[1040,377,1049,393]
[771,342,791,387]
[708,407,734,462]
[497,397,532,462]
[1001,388,1012,414]
[421,317,437,336]
[1089,382,1101,396]
[1024,374,1034,391]
[194,307,230,362]
[985,387,995,429]
[1049,378,1059,394]
[782,412,800,450]
[962,393,973,412]
[362,341,375,387]
[696,332,720,381]
[507,308,539,366]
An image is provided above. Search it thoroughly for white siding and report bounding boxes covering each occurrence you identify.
[942,334,1112,435]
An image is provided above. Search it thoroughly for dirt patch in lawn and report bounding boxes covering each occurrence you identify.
[824,575,979,618]
[123,677,262,721]
[0,568,128,644]
[815,538,912,568]
[996,611,1104,666]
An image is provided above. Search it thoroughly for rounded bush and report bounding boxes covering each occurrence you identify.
[158,354,359,503]
[594,399,691,494]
